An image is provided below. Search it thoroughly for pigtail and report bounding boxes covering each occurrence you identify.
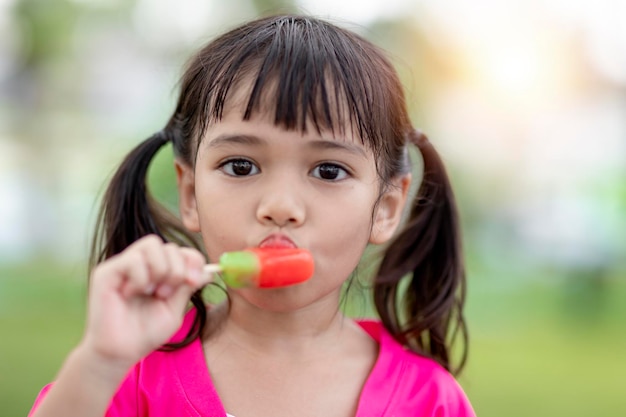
[90,131,198,264]
[89,131,206,348]
[373,130,468,376]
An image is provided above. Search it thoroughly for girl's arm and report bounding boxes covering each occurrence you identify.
[30,235,206,417]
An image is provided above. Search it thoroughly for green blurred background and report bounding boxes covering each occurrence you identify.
[1,0,625,415]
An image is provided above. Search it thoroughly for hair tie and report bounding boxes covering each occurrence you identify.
[408,129,429,148]
[153,130,169,145]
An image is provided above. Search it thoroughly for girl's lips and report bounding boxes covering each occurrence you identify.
[258,235,297,249]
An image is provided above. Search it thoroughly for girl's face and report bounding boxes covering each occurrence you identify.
[176,101,409,312]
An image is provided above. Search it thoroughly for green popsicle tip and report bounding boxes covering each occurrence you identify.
[218,250,260,288]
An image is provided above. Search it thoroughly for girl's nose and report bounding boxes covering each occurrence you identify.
[256,183,305,227]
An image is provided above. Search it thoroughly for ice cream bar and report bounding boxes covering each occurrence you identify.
[203,248,314,288]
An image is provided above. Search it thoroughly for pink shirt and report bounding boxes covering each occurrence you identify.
[30,311,475,417]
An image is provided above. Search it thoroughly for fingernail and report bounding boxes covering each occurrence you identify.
[144,283,156,295]
[188,268,204,286]
[156,285,173,298]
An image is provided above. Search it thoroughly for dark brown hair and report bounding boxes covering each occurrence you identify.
[90,14,468,375]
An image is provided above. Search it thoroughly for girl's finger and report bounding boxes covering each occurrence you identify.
[119,251,152,297]
[160,247,206,314]
[116,235,166,297]
[154,243,187,299]
[92,249,151,298]
[137,235,170,286]
[179,247,207,287]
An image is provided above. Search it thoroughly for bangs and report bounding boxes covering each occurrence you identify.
[177,16,407,155]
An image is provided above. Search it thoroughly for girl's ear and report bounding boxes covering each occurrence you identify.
[175,159,200,232]
[370,174,412,244]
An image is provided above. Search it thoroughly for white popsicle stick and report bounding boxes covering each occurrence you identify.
[202,264,222,274]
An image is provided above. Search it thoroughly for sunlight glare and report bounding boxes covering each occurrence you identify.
[297,0,413,24]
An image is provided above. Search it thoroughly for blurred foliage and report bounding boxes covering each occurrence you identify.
[14,0,79,66]
[147,143,179,214]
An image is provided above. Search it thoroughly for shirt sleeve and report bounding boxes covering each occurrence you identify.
[390,358,476,417]
[28,384,52,417]
[436,377,476,417]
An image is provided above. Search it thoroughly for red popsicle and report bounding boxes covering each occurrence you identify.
[203,248,314,288]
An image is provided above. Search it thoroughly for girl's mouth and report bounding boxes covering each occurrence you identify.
[258,234,297,249]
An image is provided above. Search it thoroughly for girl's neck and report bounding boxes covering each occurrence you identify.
[207,292,351,357]
[202,292,379,417]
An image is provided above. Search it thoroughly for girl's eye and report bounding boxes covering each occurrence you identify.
[220,159,259,176]
[311,163,349,181]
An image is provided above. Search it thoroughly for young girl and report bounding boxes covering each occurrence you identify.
[29,14,474,417]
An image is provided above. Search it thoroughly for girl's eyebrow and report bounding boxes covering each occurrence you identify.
[205,133,367,157]
[205,134,265,149]
[307,140,368,158]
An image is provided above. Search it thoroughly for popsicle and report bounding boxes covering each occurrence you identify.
[203,248,314,288]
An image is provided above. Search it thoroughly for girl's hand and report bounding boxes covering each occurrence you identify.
[79,235,207,370]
